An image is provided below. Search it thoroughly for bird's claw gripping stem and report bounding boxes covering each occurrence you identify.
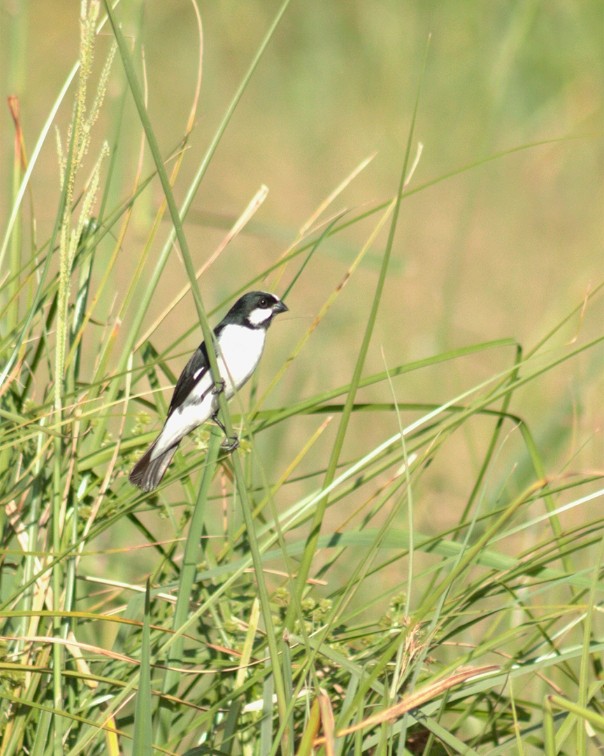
[211,412,239,453]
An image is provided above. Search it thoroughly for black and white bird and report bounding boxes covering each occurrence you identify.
[129,291,288,492]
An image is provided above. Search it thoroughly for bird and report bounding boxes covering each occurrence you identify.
[129,291,288,492]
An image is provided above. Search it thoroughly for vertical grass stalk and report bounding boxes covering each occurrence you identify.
[287,38,430,620]
[51,2,109,750]
[104,0,293,746]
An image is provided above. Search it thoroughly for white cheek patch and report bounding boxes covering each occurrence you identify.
[248,307,273,326]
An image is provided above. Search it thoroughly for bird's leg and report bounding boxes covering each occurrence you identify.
[212,412,239,452]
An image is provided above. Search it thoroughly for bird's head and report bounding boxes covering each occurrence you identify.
[228,291,288,329]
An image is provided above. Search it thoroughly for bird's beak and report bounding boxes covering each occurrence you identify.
[273,300,289,314]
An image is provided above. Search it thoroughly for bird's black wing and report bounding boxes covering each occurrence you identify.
[167,343,209,417]
[166,326,224,417]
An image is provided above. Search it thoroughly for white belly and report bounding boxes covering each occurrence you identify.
[216,324,267,393]
[152,325,266,455]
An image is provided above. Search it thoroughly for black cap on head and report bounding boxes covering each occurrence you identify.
[227,291,288,328]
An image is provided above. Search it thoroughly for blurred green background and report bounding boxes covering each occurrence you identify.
[2,6,603,749]
[2,0,602,530]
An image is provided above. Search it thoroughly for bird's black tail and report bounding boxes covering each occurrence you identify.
[129,440,179,492]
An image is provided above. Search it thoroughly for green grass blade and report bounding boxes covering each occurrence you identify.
[132,581,153,755]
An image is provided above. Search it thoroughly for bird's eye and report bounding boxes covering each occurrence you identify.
[259,297,269,308]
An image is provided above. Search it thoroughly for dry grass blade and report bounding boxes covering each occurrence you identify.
[314,665,499,745]
[135,184,269,348]
[299,153,376,237]
[317,689,336,756]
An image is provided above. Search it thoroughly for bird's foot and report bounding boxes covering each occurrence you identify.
[211,412,240,453]
[221,435,240,452]
[211,379,226,396]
